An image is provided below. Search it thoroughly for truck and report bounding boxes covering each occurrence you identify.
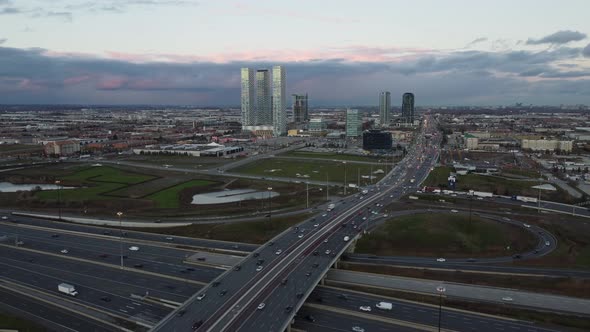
[58,283,78,296]
[343,236,350,242]
[469,190,493,198]
[511,195,538,203]
[376,302,392,310]
[327,204,335,211]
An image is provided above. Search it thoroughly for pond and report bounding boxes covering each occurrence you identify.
[191,189,280,205]
[0,182,74,192]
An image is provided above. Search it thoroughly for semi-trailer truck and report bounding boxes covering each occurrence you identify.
[58,283,78,296]
[327,204,335,211]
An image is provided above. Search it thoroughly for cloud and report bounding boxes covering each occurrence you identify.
[1,44,589,105]
[527,30,587,45]
[32,10,73,22]
[65,0,197,14]
[0,7,21,15]
[0,38,6,45]
[584,43,590,58]
[466,37,488,47]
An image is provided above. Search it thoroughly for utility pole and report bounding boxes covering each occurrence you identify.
[306,182,309,209]
[343,162,347,195]
[357,168,360,187]
[326,174,329,201]
[268,187,272,224]
[55,180,62,220]
[117,211,124,268]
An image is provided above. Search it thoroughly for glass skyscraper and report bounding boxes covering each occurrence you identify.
[379,91,391,126]
[240,68,255,127]
[256,69,272,126]
[402,92,415,124]
[272,65,286,136]
[292,93,308,123]
[346,109,361,137]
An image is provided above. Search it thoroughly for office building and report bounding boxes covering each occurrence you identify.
[309,118,326,132]
[402,92,415,123]
[346,109,361,137]
[379,91,391,126]
[521,139,573,152]
[256,69,272,126]
[293,94,309,123]
[363,130,392,150]
[240,68,255,127]
[272,65,286,136]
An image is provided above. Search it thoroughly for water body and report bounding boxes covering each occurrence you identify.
[191,189,280,205]
[0,182,73,192]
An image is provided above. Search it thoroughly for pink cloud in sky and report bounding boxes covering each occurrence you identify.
[64,75,92,86]
[97,76,128,90]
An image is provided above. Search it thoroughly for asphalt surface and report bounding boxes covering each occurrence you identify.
[304,286,560,332]
[0,288,121,332]
[328,269,590,316]
[0,222,222,284]
[151,116,444,332]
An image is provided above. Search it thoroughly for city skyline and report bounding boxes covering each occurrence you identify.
[0,0,589,105]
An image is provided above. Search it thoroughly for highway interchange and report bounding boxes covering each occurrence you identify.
[0,115,587,332]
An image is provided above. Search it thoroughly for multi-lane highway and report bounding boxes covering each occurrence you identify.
[151,116,444,331]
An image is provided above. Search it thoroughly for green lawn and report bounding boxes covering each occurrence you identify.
[356,213,536,257]
[36,166,155,201]
[139,213,310,244]
[0,312,47,332]
[281,151,389,163]
[233,158,385,184]
[146,179,216,208]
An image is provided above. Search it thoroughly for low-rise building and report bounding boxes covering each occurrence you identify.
[521,139,573,152]
[44,140,81,156]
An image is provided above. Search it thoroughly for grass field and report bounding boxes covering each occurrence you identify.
[36,166,155,201]
[0,312,47,332]
[146,179,216,208]
[355,213,536,257]
[139,213,311,244]
[281,151,390,163]
[233,158,385,184]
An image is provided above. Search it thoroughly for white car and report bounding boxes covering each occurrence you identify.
[322,214,327,217]
[1,216,7,220]
[60,249,69,254]
[165,237,174,241]
[325,250,331,255]
[196,293,206,300]
[502,296,513,302]
[324,239,329,243]
[257,303,266,310]
[523,224,531,228]
[359,306,371,312]
[256,265,263,272]
[298,234,304,239]
[545,241,550,246]
[314,224,319,227]
[275,249,282,255]
[129,246,140,251]
[451,209,458,213]
[352,327,365,332]
[436,258,446,262]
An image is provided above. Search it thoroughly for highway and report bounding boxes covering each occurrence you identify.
[151,116,443,331]
[328,269,590,316]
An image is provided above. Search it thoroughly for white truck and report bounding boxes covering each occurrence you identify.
[327,204,335,211]
[343,236,350,242]
[58,283,78,296]
[376,302,392,310]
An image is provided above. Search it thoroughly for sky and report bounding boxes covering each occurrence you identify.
[0,0,590,106]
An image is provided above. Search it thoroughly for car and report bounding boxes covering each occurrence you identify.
[176,310,186,317]
[219,289,227,296]
[51,234,60,238]
[257,303,266,310]
[502,296,513,302]
[281,278,288,285]
[212,281,220,287]
[234,265,241,271]
[253,252,259,257]
[268,241,275,247]
[312,263,319,268]
[512,254,522,259]
[325,250,331,255]
[27,258,35,263]
[314,224,319,227]
[322,214,327,217]
[466,258,477,262]
[1,216,7,220]
[296,292,304,299]
[128,246,139,251]
[134,264,144,268]
[103,231,111,235]
[305,315,316,322]
[436,258,446,262]
[298,234,304,239]
[192,320,203,330]
[197,257,206,261]
[451,209,458,213]
[196,293,206,300]
[60,249,68,254]
[16,241,24,245]
[98,253,109,258]
[338,294,348,300]
[285,306,293,313]
[359,305,372,312]
[324,239,329,243]
[100,296,111,302]
[352,327,365,332]
[232,245,239,249]
[257,259,265,266]
[523,224,531,228]
[305,271,312,277]
[545,241,550,246]
[165,237,174,241]
[186,267,195,271]
[313,251,319,256]
[275,249,282,255]
[256,265,263,272]
[362,217,367,220]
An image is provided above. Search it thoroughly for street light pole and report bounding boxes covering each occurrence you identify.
[55,180,61,220]
[306,182,309,209]
[267,187,272,224]
[117,211,123,268]
[326,174,329,201]
[343,161,347,195]
[436,286,446,332]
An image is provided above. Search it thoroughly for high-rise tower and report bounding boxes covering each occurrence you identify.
[256,69,272,125]
[240,68,255,127]
[272,65,286,136]
[292,94,308,123]
[379,91,391,126]
[402,92,415,124]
